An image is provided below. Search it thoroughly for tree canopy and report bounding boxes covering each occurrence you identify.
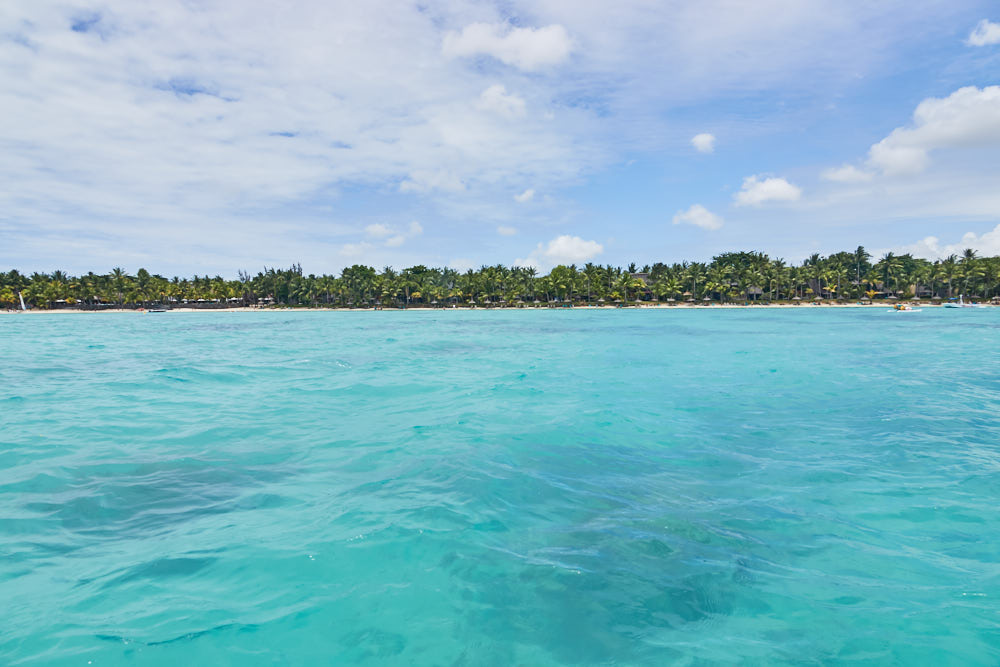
[3,247,999,309]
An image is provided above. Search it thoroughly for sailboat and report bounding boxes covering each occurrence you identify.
[18,291,26,311]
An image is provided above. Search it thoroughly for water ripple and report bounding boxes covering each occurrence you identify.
[1,309,999,664]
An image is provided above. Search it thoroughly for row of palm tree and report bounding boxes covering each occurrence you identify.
[3,247,999,309]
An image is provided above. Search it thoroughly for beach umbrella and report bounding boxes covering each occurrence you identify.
[685,298,695,302]
[667,298,675,302]
[702,297,711,302]
[792,296,801,301]
[888,295,899,300]
[683,291,692,297]
[910,296,920,301]
[932,295,942,300]
[814,296,822,301]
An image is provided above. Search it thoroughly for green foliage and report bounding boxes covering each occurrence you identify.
[3,248,998,309]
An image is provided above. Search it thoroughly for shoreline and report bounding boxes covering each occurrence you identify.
[3,303,994,314]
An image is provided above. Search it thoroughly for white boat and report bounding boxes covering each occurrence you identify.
[944,294,983,309]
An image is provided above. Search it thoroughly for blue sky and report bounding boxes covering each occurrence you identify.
[2,1,999,276]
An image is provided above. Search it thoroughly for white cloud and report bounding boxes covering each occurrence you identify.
[477,84,526,118]
[734,175,802,206]
[400,170,466,194]
[515,234,603,268]
[449,258,475,272]
[691,133,715,153]
[868,143,929,175]
[514,188,535,203]
[967,19,1000,46]
[543,235,604,263]
[365,223,393,238]
[443,22,572,71]
[340,242,373,258]
[672,204,723,230]
[896,224,1000,260]
[0,1,984,274]
[512,256,540,269]
[361,220,422,248]
[497,225,518,236]
[866,86,1000,175]
[821,164,874,183]
[1,0,602,276]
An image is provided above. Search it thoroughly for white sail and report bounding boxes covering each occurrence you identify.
[18,291,26,311]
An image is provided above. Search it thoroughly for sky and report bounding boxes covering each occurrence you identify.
[1,1,999,276]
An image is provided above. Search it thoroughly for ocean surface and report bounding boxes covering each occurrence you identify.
[2,308,999,665]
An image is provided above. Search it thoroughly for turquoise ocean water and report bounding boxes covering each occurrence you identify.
[2,309,999,665]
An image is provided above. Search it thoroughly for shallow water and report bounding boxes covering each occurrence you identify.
[2,309,999,665]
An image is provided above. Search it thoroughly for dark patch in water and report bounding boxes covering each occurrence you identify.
[110,556,216,584]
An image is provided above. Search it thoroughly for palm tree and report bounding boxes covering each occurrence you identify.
[937,255,959,299]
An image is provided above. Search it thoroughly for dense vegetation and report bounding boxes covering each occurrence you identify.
[3,248,1000,309]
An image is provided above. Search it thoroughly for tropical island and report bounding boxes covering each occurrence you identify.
[3,248,999,310]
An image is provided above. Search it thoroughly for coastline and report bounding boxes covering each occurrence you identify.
[4,302,992,314]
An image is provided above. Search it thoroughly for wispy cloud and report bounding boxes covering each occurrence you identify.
[477,84,527,118]
[821,165,873,183]
[365,223,393,239]
[443,22,572,71]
